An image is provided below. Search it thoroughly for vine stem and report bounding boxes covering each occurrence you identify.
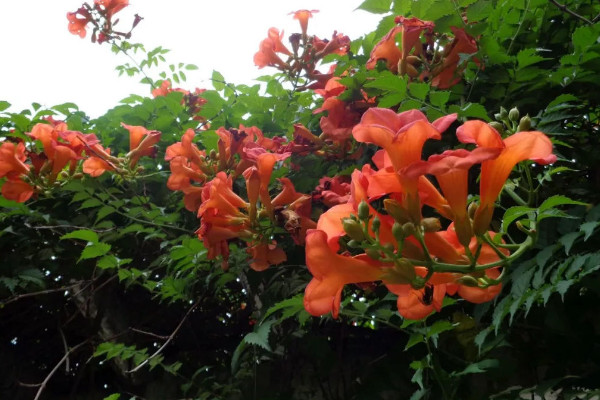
[549,0,594,24]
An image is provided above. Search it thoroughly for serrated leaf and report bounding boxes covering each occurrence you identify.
[96,206,116,223]
[243,319,276,351]
[357,0,392,14]
[559,231,582,255]
[517,48,551,69]
[212,70,226,91]
[429,91,450,108]
[405,333,424,350]
[426,320,455,338]
[408,82,429,100]
[79,243,111,261]
[535,246,555,269]
[79,198,102,210]
[502,206,535,231]
[453,359,499,376]
[263,294,304,321]
[60,229,99,243]
[555,279,574,301]
[538,195,587,213]
[580,221,599,241]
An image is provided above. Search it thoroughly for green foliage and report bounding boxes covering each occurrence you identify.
[2,0,600,399]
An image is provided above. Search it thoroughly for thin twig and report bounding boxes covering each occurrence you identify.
[127,298,201,373]
[1,283,84,307]
[549,0,594,24]
[24,222,115,233]
[130,327,169,340]
[33,340,90,400]
[58,327,70,373]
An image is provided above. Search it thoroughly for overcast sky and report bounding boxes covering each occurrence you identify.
[1,1,381,117]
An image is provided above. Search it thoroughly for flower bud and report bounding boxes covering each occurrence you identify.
[392,222,404,241]
[517,115,531,132]
[508,107,520,122]
[380,258,416,284]
[357,200,370,221]
[371,216,381,233]
[209,149,217,160]
[421,217,441,233]
[384,199,409,223]
[456,275,480,287]
[489,121,504,134]
[343,218,365,242]
[383,243,395,253]
[467,202,478,220]
[494,113,503,121]
[402,222,416,237]
[499,106,508,119]
[347,239,360,248]
[365,247,381,260]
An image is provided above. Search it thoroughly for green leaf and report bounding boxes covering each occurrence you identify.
[405,333,424,350]
[79,243,111,261]
[212,70,226,91]
[364,72,407,93]
[96,206,116,223]
[0,101,11,112]
[579,221,599,241]
[103,394,121,400]
[79,198,102,210]
[452,359,499,376]
[538,195,587,213]
[516,48,551,69]
[243,319,276,351]
[60,229,99,243]
[559,231,582,255]
[429,91,450,108]
[426,320,455,338]
[501,206,535,231]
[357,0,392,14]
[263,294,305,321]
[555,279,574,301]
[408,82,429,101]
[458,103,490,121]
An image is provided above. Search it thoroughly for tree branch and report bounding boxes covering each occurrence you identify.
[549,0,593,24]
[33,340,90,400]
[126,298,200,373]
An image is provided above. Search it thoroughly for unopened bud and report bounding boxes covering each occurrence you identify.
[494,113,503,121]
[456,275,480,287]
[499,107,508,119]
[72,173,83,179]
[358,200,370,221]
[347,240,360,248]
[209,149,217,160]
[392,222,404,241]
[343,218,365,242]
[517,115,531,132]
[380,258,416,284]
[384,199,409,223]
[508,107,520,122]
[371,216,381,233]
[365,247,381,260]
[489,121,504,134]
[402,222,416,236]
[383,243,395,253]
[421,217,441,233]
[467,202,478,220]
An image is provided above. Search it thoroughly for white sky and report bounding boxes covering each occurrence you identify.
[1,1,381,118]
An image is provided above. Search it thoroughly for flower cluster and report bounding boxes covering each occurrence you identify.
[0,120,160,202]
[367,16,479,89]
[165,126,315,270]
[304,108,556,320]
[254,10,350,90]
[67,0,141,44]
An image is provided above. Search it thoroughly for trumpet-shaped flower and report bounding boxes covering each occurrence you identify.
[457,121,556,234]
